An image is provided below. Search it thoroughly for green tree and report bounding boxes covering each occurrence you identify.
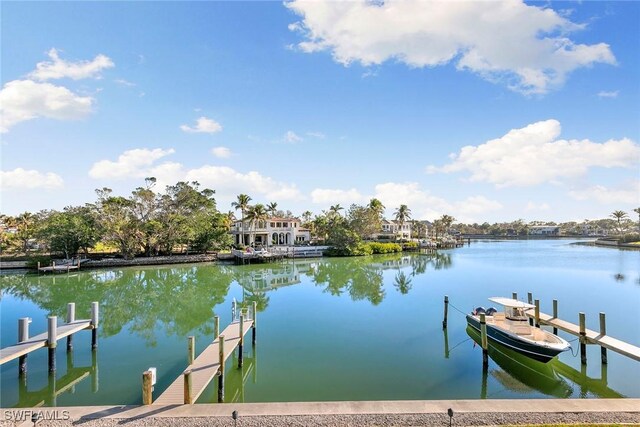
[610,210,628,234]
[411,220,427,239]
[329,204,344,218]
[266,202,278,217]
[633,208,640,234]
[95,188,142,259]
[246,204,268,247]
[38,206,100,258]
[439,214,456,234]
[368,198,385,219]
[232,194,252,247]
[347,204,380,240]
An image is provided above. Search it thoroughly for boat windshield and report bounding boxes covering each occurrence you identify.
[506,307,527,320]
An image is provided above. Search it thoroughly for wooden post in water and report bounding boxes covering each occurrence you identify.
[37,261,41,273]
[47,316,57,373]
[442,295,449,329]
[534,299,540,328]
[579,312,587,365]
[218,335,225,403]
[552,300,558,334]
[527,292,533,326]
[252,301,257,346]
[142,370,153,405]
[214,315,220,340]
[91,302,99,350]
[480,313,488,367]
[600,312,607,365]
[18,318,30,376]
[183,370,193,404]
[66,302,75,352]
[188,336,195,365]
[238,310,245,368]
[512,292,517,300]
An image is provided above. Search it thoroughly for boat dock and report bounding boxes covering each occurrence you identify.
[150,302,257,405]
[37,259,86,274]
[231,246,328,264]
[0,302,99,375]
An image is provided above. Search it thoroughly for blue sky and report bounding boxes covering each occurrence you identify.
[1,1,639,223]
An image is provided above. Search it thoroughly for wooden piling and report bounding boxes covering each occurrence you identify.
[579,312,587,365]
[142,370,153,405]
[37,261,41,272]
[527,293,533,326]
[552,299,558,334]
[47,316,57,373]
[91,302,99,350]
[252,302,257,345]
[534,299,540,328]
[18,318,29,376]
[188,336,195,365]
[67,303,75,352]
[218,335,225,403]
[512,292,517,300]
[600,312,607,364]
[480,313,488,367]
[238,311,245,368]
[183,370,193,404]
[442,295,449,329]
[214,316,220,340]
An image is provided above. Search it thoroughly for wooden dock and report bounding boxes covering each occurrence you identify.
[0,319,92,365]
[153,313,255,405]
[525,308,640,362]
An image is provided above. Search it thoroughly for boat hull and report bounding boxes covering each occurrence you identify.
[466,315,564,363]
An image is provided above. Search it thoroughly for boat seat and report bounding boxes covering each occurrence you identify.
[511,325,531,335]
[493,313,505,321]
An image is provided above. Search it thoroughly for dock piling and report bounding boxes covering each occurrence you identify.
[512,292,517,300]
[252,301,257,345]
[480,313,488,367]
[214,316,220,340]
[188,336,195,365]
[142,370,153,405]
[218,335,225,403]
[184,370,193,404]
[91,302,99,350]
[552,299,558,334]
[239,310,245,368]
[18,318,30,376]
[47,316,57,373]
[534,299,540,328]
[442,295,449,329]
[66,303,75,352]
[579,312,587,365]
[600,312,607,364]
[527,293,533,326]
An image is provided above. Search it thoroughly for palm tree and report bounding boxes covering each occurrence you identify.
[610,210,628,234]
[633,208,640,234]
[394,204,411,241]
[266,202,278,217]
[411,220,427,239]
[301,210,313,224]
[329,204,344,217]
[440,214,456,235]
[231,194,252,246]
[394,270,413,295]
[246,204,268,248]
[368,198,385,219]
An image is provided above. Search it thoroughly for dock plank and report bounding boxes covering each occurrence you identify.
[154,319,254,405]
[0,320,92,365]
[526,310,640,362]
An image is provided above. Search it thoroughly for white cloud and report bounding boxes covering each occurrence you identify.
[306,131,326,139]
[29,48,114,81]
[89,148,176,179]
[284,131,303,143]
[597,90,619,98]
[180,117,223,134]
[0,79,94,132]
[569,181,640,205]
[0,168,64,190]
[427,119,639,187]
[211,146,232,158]
[286,0,615,94]
[88,148,301,203]
[310,188,368,204]
[115,79,136,87]
[525,201,551,211]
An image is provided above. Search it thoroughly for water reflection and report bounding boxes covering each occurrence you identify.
[465,326,623,398]
[0,266,235,345]
[14,349,98,407]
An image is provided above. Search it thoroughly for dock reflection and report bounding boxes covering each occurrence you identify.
[464,326,624,398]
[14,349,98,407]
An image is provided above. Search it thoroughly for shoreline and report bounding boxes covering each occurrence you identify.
[2,399,639,426]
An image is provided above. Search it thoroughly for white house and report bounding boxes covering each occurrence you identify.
[371,219,412,241]
[231,217,311,247]
[528,225,560,236]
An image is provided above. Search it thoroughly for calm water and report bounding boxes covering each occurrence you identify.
[1,239,639,407]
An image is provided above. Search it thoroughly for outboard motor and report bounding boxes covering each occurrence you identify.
[473,307,486,315]
[485,307,498,316]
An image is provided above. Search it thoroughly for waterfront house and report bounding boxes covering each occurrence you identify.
[528,225,560,236]
[370,219,412,241]
[230,217,311,247]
